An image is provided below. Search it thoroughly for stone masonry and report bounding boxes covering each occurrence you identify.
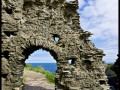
[1,0,110,90]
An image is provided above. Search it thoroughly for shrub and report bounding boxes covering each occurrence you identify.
[24,64,55,83]
[45,71,55,83]
[105,64,118,89]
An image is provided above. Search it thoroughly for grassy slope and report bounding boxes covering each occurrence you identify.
[24,64,55,83]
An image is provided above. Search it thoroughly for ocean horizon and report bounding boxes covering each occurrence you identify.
[26,63,57,74]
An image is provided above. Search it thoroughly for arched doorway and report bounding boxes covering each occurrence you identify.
[5,37,65,90]
[25,49,57,73]
[23,49,57,90]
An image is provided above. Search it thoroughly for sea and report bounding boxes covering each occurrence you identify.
[26,63,57,74]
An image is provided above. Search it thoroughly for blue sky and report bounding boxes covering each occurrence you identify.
[25,50,56,63]
[26,0,118,63]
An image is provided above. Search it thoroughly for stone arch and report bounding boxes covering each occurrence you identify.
[17,38,60,61]
[6,37,61,87]
[3,36,69,89]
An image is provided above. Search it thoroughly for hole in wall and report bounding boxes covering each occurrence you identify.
[2,51,10,59]
[2,74,8,78]
[54,37,59,42]
[23,49,57,89]
[25,49,57,73]
[80,45,83,49]
[84,59,91,65]
[5,7,13,14]
[1,40,3,43]
[99,80,106,85]
[82,59,92,70]
[53,34,60,43]
[68,59,72,64]
[68,58,75,65]
[4,31,15,38]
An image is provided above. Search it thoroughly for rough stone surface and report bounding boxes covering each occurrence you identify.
[2,0,110,90]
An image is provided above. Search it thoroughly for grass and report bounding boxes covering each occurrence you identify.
[24,64,55,83]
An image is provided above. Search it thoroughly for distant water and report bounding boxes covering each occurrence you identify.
[26,63,57,74]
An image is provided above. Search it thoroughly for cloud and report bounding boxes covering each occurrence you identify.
[78,0,118,63]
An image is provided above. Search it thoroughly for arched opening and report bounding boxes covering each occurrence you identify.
[53,34,60,43]
[25,49,57,73]
[22,47,57,90]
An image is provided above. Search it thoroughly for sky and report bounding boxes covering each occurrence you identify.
[26,0,118,63]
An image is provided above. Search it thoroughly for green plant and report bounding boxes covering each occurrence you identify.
[105,64,117,78]
[24,64,55,83]
[106,64,113,71]
[45,71,55,83]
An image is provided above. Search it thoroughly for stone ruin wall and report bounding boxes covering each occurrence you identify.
[1,0,110,90]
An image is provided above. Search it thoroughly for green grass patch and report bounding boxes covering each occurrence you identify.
[25,64,55,83]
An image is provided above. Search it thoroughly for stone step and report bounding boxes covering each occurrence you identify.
[69,87,79,90]
[62,70,71,73]
[65,75,73,78]
[65,79,73,82]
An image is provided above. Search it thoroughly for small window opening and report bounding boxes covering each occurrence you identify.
[2,74,8,78]
[5,7,13,14]
[99,80,106,85]
[53,34,60,42]
[80,45,83,49]
[2,51,10,59]
[84,60,91,65]
[4,31,15,38]
[68,58,75,65]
